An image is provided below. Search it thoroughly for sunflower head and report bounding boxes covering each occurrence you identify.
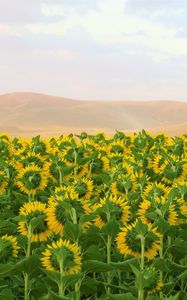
[116,219,160,260]
[16,164,48,196]
[0,170,8,194]
[92,194,130,229]
[0,235,19,261]
[41,239,81,274]
[73,178,94,200]
[18,201,52,242]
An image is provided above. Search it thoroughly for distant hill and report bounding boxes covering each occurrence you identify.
[0,92,186,137]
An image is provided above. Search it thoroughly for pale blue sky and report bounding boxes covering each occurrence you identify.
[0,0,187,100]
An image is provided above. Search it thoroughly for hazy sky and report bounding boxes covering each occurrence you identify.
[0,0,187,100]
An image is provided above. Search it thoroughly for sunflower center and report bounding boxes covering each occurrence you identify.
[24,171,41,189]
[55,203,66,224]
[27,211,47,233]
[50,247,75,271]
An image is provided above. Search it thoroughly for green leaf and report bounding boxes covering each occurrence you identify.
[146,296,158,300]
[42,269,61,285]
[30,215,45,230]
[0,288,13,300]
[79,213,97,224]
[108,293,137,300]
[62,273,83,289]
[156,216,170,234]
[13,215,27,222]
[84,245,105,261]
[12,191,28,202]
[152,258,170,272]
[102,219,120,237]
[0,220,17,235]
[178,270,187,281]
[13,254,40,274]
[63,221,83,242]
[110,258,139,272]
[39,290,71,300]
[81,278,99,295]
[129,264,140,277]
[84,260,113,272]
[0,264,15,278]
[135,219,148,235]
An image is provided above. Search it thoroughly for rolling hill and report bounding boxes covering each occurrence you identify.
[0,92,186,137]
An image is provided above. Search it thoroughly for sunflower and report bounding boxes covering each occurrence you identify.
[9,137,28,156]
[0,133,11,143]
[107,140,127,155]
[89,154,110,174]
[46,186,79,235]
[138,196,178,226]
[41,239,81,274]
[169,198,187,224]
[92,194,130,229]
[73,178,94,200]
[150,154,167,175]
[20,152,47,169]
[18,201,52,242]
[16,164,48,196]
[0,235,19,259]
[30,138,52,157]
[162,157,187,184]
[116,220,160,260]
[111,173,137,196]
[142,182,171,201]
[0,170,8,194]
[144,268,163,294]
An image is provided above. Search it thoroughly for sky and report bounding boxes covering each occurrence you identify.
[0,0,187,101]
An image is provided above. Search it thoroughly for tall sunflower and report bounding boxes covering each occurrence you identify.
[0,235,19,260]
[16,164,48,196]
[73,178,94,200]
[41,239,81,274]
[138,196,179,227]
[46,186,79,235]
[18,201,52,242]
[116,220,160,260]
[0,170,8,194]
[92,194,130,229]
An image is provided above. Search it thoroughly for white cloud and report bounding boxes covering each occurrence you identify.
[33,48,78,61]
[36,0,187,59]
[41,3,67,17]
[0,24,23,37]
[1,0,187,61]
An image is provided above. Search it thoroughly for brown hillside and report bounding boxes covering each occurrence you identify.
[0,92,186,137]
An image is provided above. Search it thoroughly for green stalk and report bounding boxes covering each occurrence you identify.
[159,235,164,298]
[93,272,98,300]
[106,212,112,295]
[58,257,65,297]
[24,223,32,300]
[74,150,78,181]
[58,167,63,185]
[71,208,81,300]
[138,235,145,300]
[107,234,112,295]
[118,270,122,294]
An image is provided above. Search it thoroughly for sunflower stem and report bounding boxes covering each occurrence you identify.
[138,235,145,300]
[71,208,81,300]
[106,212,112,295]
[159,235,164,298]
[74,150,78,181]
[58,168,63,185]
[24,223,32,300]
[58,257,65,297]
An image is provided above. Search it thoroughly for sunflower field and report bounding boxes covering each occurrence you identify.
[0,130,187,300]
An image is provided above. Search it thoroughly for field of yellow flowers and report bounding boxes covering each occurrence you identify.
[0,130,187,300]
